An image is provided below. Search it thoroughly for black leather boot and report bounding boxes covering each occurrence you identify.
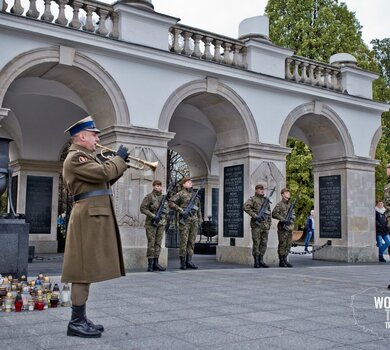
[186,255,198,269]
[86,319,104,332]
[153,257,166,271]
[283,254,293,267]
[279,254,286,267]
[67,304,102,338]
[147,258,154,272]
[253,256,260,268]
[180,256,186,270]
[258,255,269,268]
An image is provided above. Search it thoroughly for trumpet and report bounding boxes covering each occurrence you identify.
[96,143,158,171]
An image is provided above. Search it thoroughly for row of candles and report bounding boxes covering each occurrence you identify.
[0,273,71,312]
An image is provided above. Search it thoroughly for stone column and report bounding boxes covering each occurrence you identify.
[215,143,290,266]
[100,126,174,269]
[9,160,62,253]
[312,157,378,262]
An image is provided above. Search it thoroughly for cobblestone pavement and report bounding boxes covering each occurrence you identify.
[2,250,390,349]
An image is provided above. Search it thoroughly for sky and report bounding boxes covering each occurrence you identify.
[152,0,389,47]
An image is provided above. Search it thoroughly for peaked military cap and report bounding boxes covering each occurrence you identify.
[64,116,101,136]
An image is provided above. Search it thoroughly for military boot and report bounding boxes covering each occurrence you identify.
[279,255,286,267]
[253,256,260,268]
[186,255,198,269]
[180,256,186,270]
[147,258,154,272]
[153,257,166,271]
[258,255,269,268]
[283,254,293,267]
[67,304,101,338]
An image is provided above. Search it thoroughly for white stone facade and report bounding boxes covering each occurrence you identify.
[0,0,388,266]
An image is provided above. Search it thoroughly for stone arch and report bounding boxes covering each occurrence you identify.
[279,101,354,160]
[0,47,130,127]
[158,78,258,144]
[369,126,382,159]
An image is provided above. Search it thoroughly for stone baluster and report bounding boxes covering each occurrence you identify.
[171,28,182,53]
[2,0,8,12]
[222,42,233,65]
[110,12,119,39]
[293,61,301,82]
[10,0,24,15]
[182,31,193,56]
[82,5,96,32]
[96,8,109,36]
[325,68,333,89]
[213,39,222,63]
[240,47,247,69]
[331,70,340,91]
[232,44,242,67]
[285,58,293,79]
[302,62,311,83]
[69,0,83,29]
[41,0,54,22]
[202,37,213,61]
[26,0,40,19]
[192,34,203,58]
[316,67,325,87]
[308,63,315,85]
[55,0,68,26]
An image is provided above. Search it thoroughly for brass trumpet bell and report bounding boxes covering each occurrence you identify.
[96,143,158,171]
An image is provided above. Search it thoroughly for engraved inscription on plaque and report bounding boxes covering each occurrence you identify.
[319,175,342,239]
[223,165,244,238]
[25,176,53,234]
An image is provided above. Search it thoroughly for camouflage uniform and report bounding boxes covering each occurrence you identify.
[272,198,295,267]
[140,189,168,259]
[243,194,271,267]
[384,183,390,226]
[169,188,202,268]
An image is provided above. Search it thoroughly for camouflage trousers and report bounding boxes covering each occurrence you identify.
[277,229,292,255]
[179,218,198,257]
[251,224,269,256]
[145,224,164,258]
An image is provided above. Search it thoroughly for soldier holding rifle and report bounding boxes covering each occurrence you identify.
[272,188,296,268]
[169,177,202,270]
[243,184,273,268]
[140,180,169,272]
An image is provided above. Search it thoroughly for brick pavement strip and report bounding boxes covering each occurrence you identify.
[1,254,390,349]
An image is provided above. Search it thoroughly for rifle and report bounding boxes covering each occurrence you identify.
[283,192,300,230]
[255,187,276,226]
[179,180,205,224]
[152,182,174,227]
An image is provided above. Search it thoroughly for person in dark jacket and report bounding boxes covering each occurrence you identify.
[304,209,315,252]
[375,200,390,262]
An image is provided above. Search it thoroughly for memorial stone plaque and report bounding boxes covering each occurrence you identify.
[223,165,243,237]
[25,176,53,234]
[212,188,219,223]
[319,175,342,239]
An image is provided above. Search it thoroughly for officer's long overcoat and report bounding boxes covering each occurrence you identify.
[61,144,128,283]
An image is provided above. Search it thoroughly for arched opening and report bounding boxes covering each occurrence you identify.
[0,47,129,253]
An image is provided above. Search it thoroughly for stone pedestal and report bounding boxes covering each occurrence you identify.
[0,218,29,277]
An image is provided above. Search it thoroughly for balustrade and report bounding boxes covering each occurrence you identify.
[169,24,247,69]
[2,0,119,39]
[286,56,342,91]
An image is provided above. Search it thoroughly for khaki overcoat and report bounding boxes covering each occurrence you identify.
[61,144,128,283]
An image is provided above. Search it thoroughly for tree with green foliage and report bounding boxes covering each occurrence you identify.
[371,38,390,200]
[265,0,372,67]
[265,0,388,225]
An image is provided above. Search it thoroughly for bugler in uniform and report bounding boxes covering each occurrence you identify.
[62,116,129,338]
[243,184,272,268]
[140,179,169,272]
